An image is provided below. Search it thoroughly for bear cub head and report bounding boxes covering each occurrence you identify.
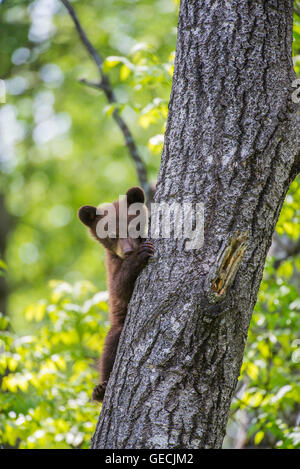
[78,186,148,259]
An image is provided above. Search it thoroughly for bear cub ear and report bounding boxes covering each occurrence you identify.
[126,186,145,205]
[78,205,97,227]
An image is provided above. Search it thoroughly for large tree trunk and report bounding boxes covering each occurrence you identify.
[92,0,299,449]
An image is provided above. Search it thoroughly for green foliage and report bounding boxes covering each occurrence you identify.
[294,3,300,75]
[0,281,108,448]
[229,259,300,449]
[276,179,300,240]
[0,0,178,329]
[0,259,7,277]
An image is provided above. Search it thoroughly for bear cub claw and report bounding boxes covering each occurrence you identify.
[138,241,154,261]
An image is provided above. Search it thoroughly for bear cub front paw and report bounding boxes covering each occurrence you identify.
[137,241,154,262]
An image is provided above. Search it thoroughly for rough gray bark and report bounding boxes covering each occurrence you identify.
[92,0,300,449]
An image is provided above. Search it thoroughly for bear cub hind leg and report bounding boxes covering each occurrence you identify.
[92,325,123,402]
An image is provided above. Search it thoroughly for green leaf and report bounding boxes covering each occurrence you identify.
[120,64,131,81]
[254,431,264,446]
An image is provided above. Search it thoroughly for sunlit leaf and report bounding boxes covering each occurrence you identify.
[254,431,264,445]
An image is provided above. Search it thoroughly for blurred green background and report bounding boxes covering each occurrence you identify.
[0,0,300,449]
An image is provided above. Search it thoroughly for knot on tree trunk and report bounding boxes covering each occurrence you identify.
[206,232,249,303]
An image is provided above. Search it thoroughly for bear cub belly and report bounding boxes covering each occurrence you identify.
[78,186,154,401]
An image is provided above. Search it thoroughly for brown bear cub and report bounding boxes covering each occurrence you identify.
[78,187,154,402]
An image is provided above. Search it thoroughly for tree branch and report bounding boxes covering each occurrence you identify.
[60,0,152,201]
[79,78,104,90]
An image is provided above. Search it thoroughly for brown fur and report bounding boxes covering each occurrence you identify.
[78,187,154,401]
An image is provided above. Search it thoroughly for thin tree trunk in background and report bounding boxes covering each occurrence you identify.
[92,0,300,448]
